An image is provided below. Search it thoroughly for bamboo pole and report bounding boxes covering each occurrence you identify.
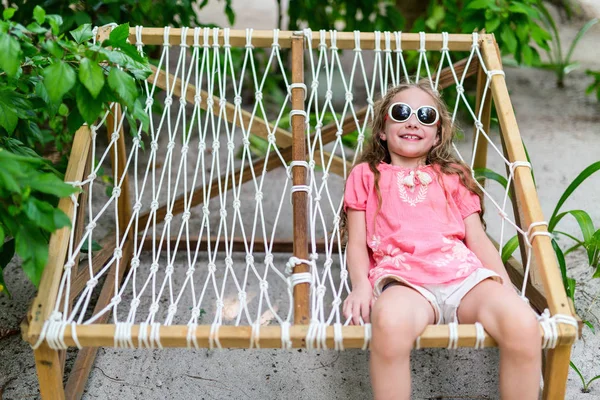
[479,34,576,344]
[291,34,310,325]
[26,125,92,342]
[23,322,569,350]
[129,28,476,51]
[472,58,491,174]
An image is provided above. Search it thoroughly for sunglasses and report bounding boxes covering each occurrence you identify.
[386,102,440,126]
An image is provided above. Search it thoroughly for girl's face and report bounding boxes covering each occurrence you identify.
[379,87,440,168]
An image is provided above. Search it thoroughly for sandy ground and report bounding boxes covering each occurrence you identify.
[1,1,600,399]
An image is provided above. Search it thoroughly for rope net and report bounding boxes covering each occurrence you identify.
[34,27,576,351]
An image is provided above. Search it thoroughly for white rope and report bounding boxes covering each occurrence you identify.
[448,322,459,349]
[474,322,486,349]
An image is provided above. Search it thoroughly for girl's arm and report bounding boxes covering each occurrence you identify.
[343,209,373,324]
[463,213,513,287]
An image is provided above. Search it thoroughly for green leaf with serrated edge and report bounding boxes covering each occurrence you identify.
[107,67,137,108]
[501,235,519,264]
[16,226,47,287]
[29,173,77,197]
[79,58,104,98]
[23,198,58,232]
[70,23,93,44]
[45,14,63,35]
[549,161,600,230]
[0,33,22,77]
[108,23,130,47]
[3,8,16,21]
[43,61,76,104]
[33,6,46,24]
[76,83,103,125]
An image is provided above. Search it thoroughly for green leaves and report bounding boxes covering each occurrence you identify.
[33,6,46,25]
[79,57,104,98]
[108,23,130,47]
[70,23,94,44]
[3,8,16,21]
[43,61,76,104]
[108,67,137,108]
[0,32,22,77]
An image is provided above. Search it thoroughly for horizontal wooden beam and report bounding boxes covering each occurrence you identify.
[129,28,478,51]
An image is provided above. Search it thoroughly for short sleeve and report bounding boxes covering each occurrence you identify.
[344,164,371,211]
[453,175,481,219]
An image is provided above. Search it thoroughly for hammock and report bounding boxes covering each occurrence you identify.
[22,26,578,400]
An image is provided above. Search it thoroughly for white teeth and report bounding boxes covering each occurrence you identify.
[401,135,420,140]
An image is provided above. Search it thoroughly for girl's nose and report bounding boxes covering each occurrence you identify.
[405,113,419,128]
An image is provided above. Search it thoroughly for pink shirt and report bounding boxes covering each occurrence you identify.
[344,162,484,286]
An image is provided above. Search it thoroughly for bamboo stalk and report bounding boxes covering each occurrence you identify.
[129,28,476,51]
[291,34,310,325]
[480,34,576,343]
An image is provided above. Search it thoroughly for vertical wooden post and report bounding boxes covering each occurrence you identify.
[472,59,491,174]
[542,345,572,399]
[106,103,133,239]
[291,33,309,325]
[34,344,66,400]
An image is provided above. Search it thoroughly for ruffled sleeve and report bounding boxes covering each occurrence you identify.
[343,163,371,211]
[452,173,481,219]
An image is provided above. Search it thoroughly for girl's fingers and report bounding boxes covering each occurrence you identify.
[352,302,361,325]
[361,301,371,323]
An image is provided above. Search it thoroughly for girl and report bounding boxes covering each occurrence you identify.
[341,81,541,400]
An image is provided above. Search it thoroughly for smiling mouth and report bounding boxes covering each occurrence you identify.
[400,134,422,140]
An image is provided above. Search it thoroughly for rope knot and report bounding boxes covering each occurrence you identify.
[212,141,220,150]
[181,145,189,155]
[202,205,210,216]
[164,97,173,107]
[151,141,158,151]
[64,260,75,270]
[165,264,174,275]
[131,258,140,268]
[131,298,141,308]
[219,97,227,108]
[225,256,233,267]
[234,95,242,106]
[182,211,191,222]
[149,303,160,313]
[242,138,250,146]
[206,98,214,108]
[456,84,464,94]
[111,132,120,141]
[336,130,343,138]
[267,133,276,144]
[233,199,241,209]
[208,262,216,273]
[198,141,206,151]
[227,141,235,151]
[255,91,263,102]
[324,259,333,268]
[340,270,348,280]
[325,90,333,101]
[219,208,227,219]
[238,291,247,303]
[164,213,173,223]
[264,254,273,264]
[86,222,96,231]
[194,94,202,104]
[150,200,159,210]
[167,140,175,151]
[191,307,201,318]
[88,172,97,180]
[332,298,342,307]
[255,191,263,201]
[475,121,483,130]
[150,262,159,273]
[311,80,319,90]
[111,295,121,304]
[316,285,326,296]
[345,92,353,102]
[87,278,98,288]
[113,248,122,259]
[246,255,255,265]
[367,98,375,107]
[168,304,177,315]
[260,280,269,291]
[112,186,121,198]
[185,267,195,278]
[145,97,154,107]
[216,300,224,309]
[179,97,187,107]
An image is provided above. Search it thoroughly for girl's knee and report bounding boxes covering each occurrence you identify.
[371,304,425,355]
[498,309,541,356]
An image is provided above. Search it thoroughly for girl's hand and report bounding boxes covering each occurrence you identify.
[343,281,374,325]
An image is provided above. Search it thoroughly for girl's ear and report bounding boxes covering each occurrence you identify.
[379,132,387,141]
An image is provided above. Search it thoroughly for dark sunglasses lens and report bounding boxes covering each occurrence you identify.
[417,107,437,125]
[390,104,411,122]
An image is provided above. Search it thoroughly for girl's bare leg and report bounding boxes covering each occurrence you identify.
[370,285,435,400]
[458,279,542,400]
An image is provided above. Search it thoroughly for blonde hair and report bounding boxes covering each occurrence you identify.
[339,81,485,244]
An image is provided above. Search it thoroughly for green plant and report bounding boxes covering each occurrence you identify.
[570,361,600,393]
[536,6,598,87]
[0,8,152,296]
[496,161,600,302]
[585,69,600,102]
[6,0,234,34]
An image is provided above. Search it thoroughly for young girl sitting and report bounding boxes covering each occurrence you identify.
[341,81,542,400]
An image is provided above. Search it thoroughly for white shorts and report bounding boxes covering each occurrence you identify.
[373,268,503,324]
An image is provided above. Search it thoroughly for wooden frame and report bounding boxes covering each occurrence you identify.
[22,29,576,400]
